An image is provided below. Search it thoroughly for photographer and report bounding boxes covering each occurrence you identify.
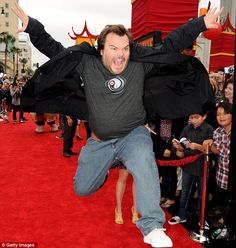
[10,77,24,124]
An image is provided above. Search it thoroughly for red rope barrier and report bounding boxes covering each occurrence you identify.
[156,153,204,166]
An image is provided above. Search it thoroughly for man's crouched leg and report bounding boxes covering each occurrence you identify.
[74,172,109,196]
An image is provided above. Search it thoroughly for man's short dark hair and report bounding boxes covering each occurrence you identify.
[186,45,193,50]
[97,24,133,53]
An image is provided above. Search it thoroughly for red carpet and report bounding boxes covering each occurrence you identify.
[0,114,203,248]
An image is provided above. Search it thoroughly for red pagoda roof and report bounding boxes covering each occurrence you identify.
[222,14,235,33]
[68,21,98,40]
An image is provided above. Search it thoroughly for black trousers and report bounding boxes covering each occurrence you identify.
[62,115,77,153]
[12,105,23,120]
[83,121,91,139]
[160,166,177,200]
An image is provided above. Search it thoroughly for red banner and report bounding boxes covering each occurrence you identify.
[210,32,235,71]
[131,0,198,40]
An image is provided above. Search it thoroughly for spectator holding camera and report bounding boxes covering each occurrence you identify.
[10,77,24,124]
[209,71,219,97]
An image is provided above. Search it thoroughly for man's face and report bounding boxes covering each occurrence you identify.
[100,33,130,75]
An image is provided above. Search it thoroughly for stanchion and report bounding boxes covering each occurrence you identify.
[189,149,209,243]
[157,151,210,242]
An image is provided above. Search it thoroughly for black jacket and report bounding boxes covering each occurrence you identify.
[21,16,214,121]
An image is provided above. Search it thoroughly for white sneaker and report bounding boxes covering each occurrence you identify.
[35,125,44,133]
[50,123,58,132]
[144,228,173,247]
[168,216,186,225]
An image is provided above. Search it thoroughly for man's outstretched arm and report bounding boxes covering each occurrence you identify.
[163,7,223,53]
[12,1,65,58]
[131,7,223,61]
[164,8,223,52]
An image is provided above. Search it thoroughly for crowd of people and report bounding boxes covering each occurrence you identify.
[0,2,234,247]
[0,75,27,124]
[155,67,234,240]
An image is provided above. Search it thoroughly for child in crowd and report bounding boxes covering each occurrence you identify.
[210,101,232,204]
[168,110,214,225]
[206,101,232,240]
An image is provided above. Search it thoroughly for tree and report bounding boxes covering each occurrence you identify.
[0,32,16,75]
[25,67,34,78]
[10,46,22,75]
[19,57,28,74]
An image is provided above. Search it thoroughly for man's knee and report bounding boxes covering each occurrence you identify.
[73,178,91,196]
[74,173,109,196]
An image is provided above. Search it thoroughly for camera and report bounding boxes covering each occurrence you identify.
[179,137,191,149]
[224,67,234,74]
[172,137,190,149]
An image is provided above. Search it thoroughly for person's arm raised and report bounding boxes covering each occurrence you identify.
[204,7,223,29]
[11,2,29,32]
[131,7,224,61]
[163,7,223,53]
[11,1,65,58]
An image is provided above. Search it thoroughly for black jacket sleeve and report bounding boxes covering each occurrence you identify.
[131,16,206,60]
[163,16,206,53]
[25,16,66,58]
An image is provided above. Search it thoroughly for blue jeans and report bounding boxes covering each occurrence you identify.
[178,171,203,220]
[74,126,165,235]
